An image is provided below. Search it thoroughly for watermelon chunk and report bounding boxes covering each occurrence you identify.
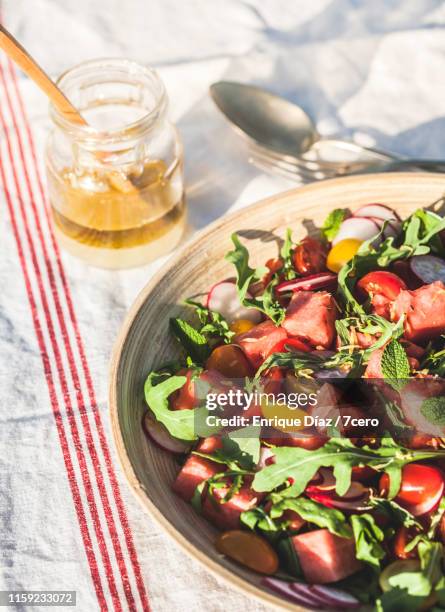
[202,477,264,530]
[237,320,288,369]
[282,291,337,349]
[291,529,362,584]
[172,455,221,502]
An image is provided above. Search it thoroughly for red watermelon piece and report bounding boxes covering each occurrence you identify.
[291,529,362,584]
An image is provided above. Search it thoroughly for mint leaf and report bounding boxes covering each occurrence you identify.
[169,318,211,364]
[185,298,234,344]
[421,397,445,427]
[322,208,348,242]
[270,497,352,538]
[225,233,285,324]
[144,372,213,441]
[350,513,385,569]
[381,339,410,391]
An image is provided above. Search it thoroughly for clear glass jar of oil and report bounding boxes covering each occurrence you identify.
[46,59,186,269]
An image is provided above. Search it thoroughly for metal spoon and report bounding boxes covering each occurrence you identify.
[210,81,443,171]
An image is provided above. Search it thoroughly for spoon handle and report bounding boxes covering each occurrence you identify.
[0,25,86,126]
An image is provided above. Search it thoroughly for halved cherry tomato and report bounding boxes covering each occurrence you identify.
[205,344,252,378]
[357,271,407,301]
[393,526,419,560]
[263,257,284,286]
[268,337,312,355]
[293,237,327,276]
[170,368,199,410]
[326,239,362,273]
[215,530,279,574]
[379,464,445,516]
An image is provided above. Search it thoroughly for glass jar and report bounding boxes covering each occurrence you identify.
[46,58,186,269]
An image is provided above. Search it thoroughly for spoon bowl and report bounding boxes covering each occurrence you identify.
[210,81,317,157]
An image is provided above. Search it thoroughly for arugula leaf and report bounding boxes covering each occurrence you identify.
[224,425,261,469]
[322,208,348,242]
[381,339,410,391]
[376,587,427,612]
[185,298,235,344]
[421,343,445,377]
[350,513,385,569]
[377,541,444,611]
[252,436,445,497]
[197,426,261,470]
[269,496,352,538]
[280,228,297,281]
[240,506,279,532]
[421,397,445,427]
[369,497,421,530]
[225,234,285,324]
[144,372,213,441]
[169,318,211,364]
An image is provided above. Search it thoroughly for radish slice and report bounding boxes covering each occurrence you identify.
[276,273,337,295]
[354,203,400,222]
[261,577,321,608]
[410,255,445,284]
[332,217,380,246]
[143,414,192,454]
[309,585,360,608]
[206,281,262,324]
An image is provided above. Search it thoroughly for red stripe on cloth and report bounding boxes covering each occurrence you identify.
[0,129,109,612]
[7,61,151,611]
[0,63,140,612]
[0,83,124,611]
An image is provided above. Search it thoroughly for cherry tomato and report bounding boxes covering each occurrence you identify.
[268,337,312,355]
[357,271,407,301]
[379,464,445,516]
[263,257,284,286]
[393,526,419,560]
[205,344,252,378]
[326,239,362,273]
[216,530,279,574]
[170,368,199,410]
[230,318,256,335]
[293,237,327,276]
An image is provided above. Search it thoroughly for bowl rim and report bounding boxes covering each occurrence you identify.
[109,171,445,611]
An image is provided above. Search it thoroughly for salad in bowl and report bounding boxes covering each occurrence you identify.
[143,201,445,611]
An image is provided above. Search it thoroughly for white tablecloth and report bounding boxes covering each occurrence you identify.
[1,1,445,610]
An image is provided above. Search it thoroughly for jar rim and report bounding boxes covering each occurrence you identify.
[50,58,168,143]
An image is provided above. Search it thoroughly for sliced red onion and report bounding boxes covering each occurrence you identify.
[276,273,337,295]
[206,280,262,324]
[309,585,360,608]
[143,414,192,454]
[261,577,321,609]
[410,255,445,285]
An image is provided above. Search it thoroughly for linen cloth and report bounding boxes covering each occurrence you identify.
[1,1,445,610]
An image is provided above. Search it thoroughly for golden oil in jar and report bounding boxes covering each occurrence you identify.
[45,59,186,269]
